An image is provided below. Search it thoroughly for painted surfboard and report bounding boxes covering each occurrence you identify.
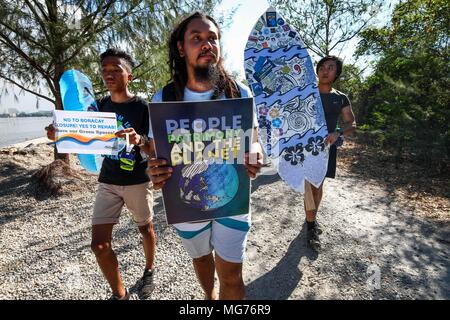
[59,69,104,173]
[244,7,328,192]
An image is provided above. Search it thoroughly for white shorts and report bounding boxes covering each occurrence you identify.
[173,214,251,263]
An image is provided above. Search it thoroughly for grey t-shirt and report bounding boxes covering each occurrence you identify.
[320,89,351,133]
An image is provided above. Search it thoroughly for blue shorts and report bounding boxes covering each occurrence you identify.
[173,214,251,263]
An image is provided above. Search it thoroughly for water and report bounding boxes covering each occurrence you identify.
[0,117,53,148]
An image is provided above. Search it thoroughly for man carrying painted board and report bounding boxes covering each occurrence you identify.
[304,56,357,251]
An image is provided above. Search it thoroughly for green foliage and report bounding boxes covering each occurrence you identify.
[334,63,365,120]
[0,0,222,108]
[269,0,383,57]
[356,0,450,173]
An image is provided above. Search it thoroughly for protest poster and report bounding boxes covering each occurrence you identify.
[149,98,253,224]
[53,110,118,155]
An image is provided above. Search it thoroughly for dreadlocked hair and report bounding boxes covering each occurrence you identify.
[168,11,239,101]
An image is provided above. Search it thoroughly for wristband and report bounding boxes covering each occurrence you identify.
[138,134,149,148]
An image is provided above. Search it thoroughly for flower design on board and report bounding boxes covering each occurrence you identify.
[271,118,282,128]
[305,136,325,156]
[258,116,271,129]
[283,144,305,166]
[273,128,283,137]
[258,106,269,116]
[269,108,280,118]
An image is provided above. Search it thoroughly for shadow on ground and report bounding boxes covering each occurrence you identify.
[246,224,318,300]
[0,161,40,225]
[341,136,449,201]
[364,195,450,298]
[251,172,281,193]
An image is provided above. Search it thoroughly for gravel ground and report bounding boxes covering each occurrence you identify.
[0,140,448,300]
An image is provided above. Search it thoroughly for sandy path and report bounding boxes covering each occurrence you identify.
[245,171,449,299]
[0,141,448,299]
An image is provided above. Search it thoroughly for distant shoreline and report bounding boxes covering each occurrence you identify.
[0,116,53,148]
[0,136,49,149]
[0,112,53,118]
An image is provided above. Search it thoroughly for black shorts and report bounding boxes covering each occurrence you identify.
[326,145,337,179]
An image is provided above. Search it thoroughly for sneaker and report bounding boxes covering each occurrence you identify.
[108,288,130,300]
[306,224,321,251]
[139,268,155,299]
[305,219,323,234]
[314,220,323,235]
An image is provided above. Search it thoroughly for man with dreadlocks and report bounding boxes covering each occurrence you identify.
[147,12,263,300]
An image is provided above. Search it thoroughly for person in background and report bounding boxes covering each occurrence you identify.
[303,55,356,251]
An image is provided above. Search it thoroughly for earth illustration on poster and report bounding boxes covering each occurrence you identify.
[179,161,239,211]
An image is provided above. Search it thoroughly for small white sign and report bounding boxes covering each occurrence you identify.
[53,110,119,155]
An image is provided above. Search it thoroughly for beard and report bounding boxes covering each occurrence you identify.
[193,63,220,85]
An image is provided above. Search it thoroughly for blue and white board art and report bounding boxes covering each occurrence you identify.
[244,7,329,193]
[59,69,104,173]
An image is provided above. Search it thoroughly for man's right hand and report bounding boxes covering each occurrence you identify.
[45,123,56,141]
[324,131,339,146]
[147,158,173,190]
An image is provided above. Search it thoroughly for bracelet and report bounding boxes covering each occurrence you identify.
[138,134,149,148]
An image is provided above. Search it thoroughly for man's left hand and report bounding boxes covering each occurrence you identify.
[245,151,263,179]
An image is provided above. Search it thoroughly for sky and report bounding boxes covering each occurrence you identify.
[0,0,396,113]
[217,0,397,78]
[216,0,271,77]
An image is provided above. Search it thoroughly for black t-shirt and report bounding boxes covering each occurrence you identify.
[320,89,351,133]
[97,96,150,186]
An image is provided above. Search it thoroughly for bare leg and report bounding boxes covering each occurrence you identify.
[138,222,156,270]
[304,181,324,222]
[304,181,317,221]
[192,253,218,300]
[91,224,126,298]
[215,253,245,300]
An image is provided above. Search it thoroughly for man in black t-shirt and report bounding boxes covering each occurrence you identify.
[304,56,356,251]
[97,95,150,186]
[46,49,156,300]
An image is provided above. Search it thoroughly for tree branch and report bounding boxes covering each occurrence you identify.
[329,19,371,52]
[0,31,51,81]
[0,21,52,55]
[30,0,49,20]
[307,11,326,44]
[0,74,54,103]
[74,0,114,44]
[61,2,141,66]
[132,65,157,81]
[24,0,51,45]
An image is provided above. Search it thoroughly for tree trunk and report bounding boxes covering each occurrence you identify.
[52,76,69,163]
